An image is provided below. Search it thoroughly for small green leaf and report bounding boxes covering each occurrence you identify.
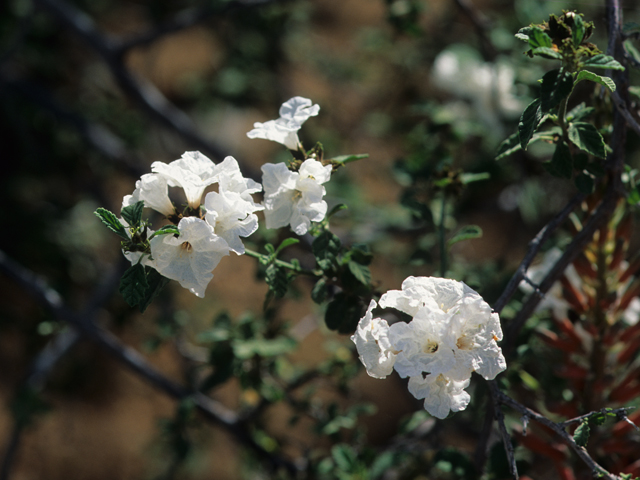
[233,337,297,359]
[121,201,144,228]
[541,69,574,112]
[313,230,342,272]
[150,224,180,238]
[631,86,640,100]
[331,444,358,472]
[573,420,590,447]
[568,122,607,158]
[627,186,640,205]
[311,278,329,304]
[347,261,372,286]
[532,47,563,59]
[572,14,585,46]
[623,22,640,35]
[528,26,553,49]
[519,98,543,150]
[575,172,595,194]
[566,103,595,122]
[138,267,170,313]
[545,141,573,179]
[515,26,533,42]
[349,243,373,266]
[496,130,559,160]
[624,40,640,68]
[275,237,300,255]
[583,54,625,71]
[575,70,616,92]
[94,208,128,240]
[460,172,490,184]
[328,154,369,165]
[119,263,149,307]
[447,225,482,248]
[265,263,289,299]
[326,203,348,219]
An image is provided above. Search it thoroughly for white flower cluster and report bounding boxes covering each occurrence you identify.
[351,276,506,419]
[247,96,331,236]
[122,152,263,297]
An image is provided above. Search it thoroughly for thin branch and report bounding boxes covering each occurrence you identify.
[495,390,626,480]
[493,192,585,315]
[489,382,518,479]
[0,250,300,477]
[559,407,637,428]
[113,0,287,54]
[452,0,497,61]
[32,0,260,181]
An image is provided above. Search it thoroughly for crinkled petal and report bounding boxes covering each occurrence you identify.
[408,374,470,419]
[351,300,396,379]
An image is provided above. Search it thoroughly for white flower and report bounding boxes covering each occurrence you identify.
[386,307,456,379]
[123,174,175,217]
[149,217,229,297]
[213,156,263,198]
[204,189,261,255]
[151,151,218,209]
[407,374,471,419]
[351,300,397,379]
[261,159,332,235]
[247,96,320,150]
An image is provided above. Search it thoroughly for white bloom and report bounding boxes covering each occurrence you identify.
[123,174,175,217]
[151,151,218,209]
[407,374,471,419]
[247,96,320,150]
[351,300,397,379]
[149,217,229,297]
[213,156,263,198]
[204,189,261,255]
[386,307,456,378]
[261,159,332,235]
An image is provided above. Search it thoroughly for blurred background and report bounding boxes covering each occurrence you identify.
[1,0,639,478]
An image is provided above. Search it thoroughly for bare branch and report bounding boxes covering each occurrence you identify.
[0,250,300,477]
[495,388,626,480]
[32,0,261,181]
[488,382,518,479]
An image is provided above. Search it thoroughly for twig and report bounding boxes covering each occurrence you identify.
[452,0,497,61]
[32,0,261,181]
[113,0,286,54]
[495,390,626,480]
[493,192,585,315]
[488,382,518,479]
[560,407,637,428]
[0,250,300,476]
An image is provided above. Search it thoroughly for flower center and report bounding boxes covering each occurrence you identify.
[291,190,302,201]
[181,242,193,252]
[456,335,473,350]
[422,339,439,354]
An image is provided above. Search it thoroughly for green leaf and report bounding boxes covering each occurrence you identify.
[532,47,563,59]
[575,70,616,92]
[347,261,372,286]
[138,267,170,313]
[325,293,364,333]
[528,26,553,49]
[568,122,607,158]
[121,201,144,228]
[349,243,373,266]
[545,141,573,179]
[496,130,559,160]
[460,172,490,184]
[575,172,595,194]
[624,40,640,68]
[447,225,482,248]
[265,263,289,299]
[275,237,300,255]
[150,224,180,238]
[233,337,297,359]
[311,278,329,304]
[94,208,128,240]
[631,86,640,100]
[313,230,342,272]
[573,420,590,447]
[541,69,574,112]
[328,154,369,165]
[331,444,358,472]
[119,263,149,307]
[515,26,533,42]
[518,98,543,150]
[583,54,625,71]
[326,203,348,219]
[572,14,585,46]
[566,103,595,122]
[623,22,640,36]
[628,186,640,205]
